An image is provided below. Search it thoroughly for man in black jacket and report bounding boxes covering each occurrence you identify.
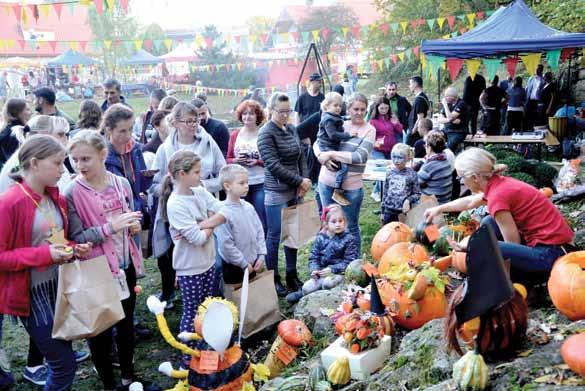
[191,97,230,157]
[462,74,486,135]
[385,81,411,132]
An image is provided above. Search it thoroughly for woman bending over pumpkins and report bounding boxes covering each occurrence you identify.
[425,147,574,282]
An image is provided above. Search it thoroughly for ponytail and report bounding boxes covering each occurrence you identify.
[159,174,174,222]
[159,150,202,222]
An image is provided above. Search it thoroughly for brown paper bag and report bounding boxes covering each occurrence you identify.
[280,199,321,249]
[404,195,446,229]
[224,270,281,339]
[52,256,125,341]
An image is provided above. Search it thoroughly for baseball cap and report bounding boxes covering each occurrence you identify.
[309,73,323,82]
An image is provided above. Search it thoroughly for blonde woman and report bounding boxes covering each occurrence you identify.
[425,148,574,280]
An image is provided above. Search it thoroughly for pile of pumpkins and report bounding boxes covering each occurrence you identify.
[370,221,454,330]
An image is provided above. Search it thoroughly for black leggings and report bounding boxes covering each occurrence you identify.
[88,264,136,389]
[157,244,176,301]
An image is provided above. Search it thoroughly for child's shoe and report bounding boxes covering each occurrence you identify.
[332,189,350,206]
[286,290,304,304]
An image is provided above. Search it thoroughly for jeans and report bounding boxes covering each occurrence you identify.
[507,111,523,133]
[245,183,267,236]
[319,183,364,255]
[334,163,349,189]
[265,198,299,281]
[371,150,390,194]
[481,108,500,135]
[480,216,567,274]
[20,312,76,391]
[446,131,467,152]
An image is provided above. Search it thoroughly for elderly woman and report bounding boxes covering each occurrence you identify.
[425,147,574,281]
[258,92,311,297]
[227,99,267,232]
[314,93,376,254]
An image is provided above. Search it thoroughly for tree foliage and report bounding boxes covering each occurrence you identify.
[140,23,169,56]
[532,0,585,33]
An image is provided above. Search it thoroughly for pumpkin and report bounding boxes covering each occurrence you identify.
[265,320,312,378]
[414,221,439,248]
[274,375,309,391]
[309,365,328,390]
[370,222,412,261]
[548,251,585,321]
[356,293,371,311]
[314,380,333,391]
[379,280,447,330]
[378,242,429,274]
[407,273,428,301]
[345,259,369,287]
[335,314,353,335]
[327,356,351,385]
[452,351,489,390]
[374,313,395,337]
[457,316,481,347]
[561,333,585,377]
[540,187,554,198]
[513,283,528,300]
[452,251,467,273]
[431,255,452,272]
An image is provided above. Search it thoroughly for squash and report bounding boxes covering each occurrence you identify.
[309,365,327,390]
[378,242,429,274]
[374,313,395,337]
[458,316,481,347]
[379,280,447,330]
[314,380,333,391]
[547,251,585,321]
[275,375,309,391]
[335,313,353,336]
[540,187,553,198]
[327,356,351,385]
[265,320,312,378]
[371,222,412,261]
[452,351,489,390]
[513,283,527,300]
[407,273,428,301]
[431,255,452,272]
[561,333,585,377]
[356,292,371,311]
[345,259,369,287]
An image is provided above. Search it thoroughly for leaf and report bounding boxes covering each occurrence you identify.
[517,349,533,357]
[534,374,557,384]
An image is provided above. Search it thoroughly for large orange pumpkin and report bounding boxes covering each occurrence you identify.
[561,333,585,377]
[547,251,585,321]
[370,222,412,261]
[378,279,447,330]
[378,242,429,275]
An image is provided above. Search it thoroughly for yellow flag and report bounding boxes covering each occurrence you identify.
[311,30,319,41]
[0,40,4,51]
[39,4,50,17]
[520,53,541,76]
[437,17,445,30]
[69,41,78,51]
[442,34,451,39]
[163,39,172,51]
[195,35,204,47]
[134,40,142,50]
[466,13,476,27]
[6,39,15,49]
[105,0,115,11]
[420,53,426,69]
[341,27,349,38]
[465,59,482,80]
[104,40,112,50]
[398,52,405,62]
[250,35,258,45]
[400,21,408,34]
[21,8,28,25]
[377,59,384,70]
[279,32,289,44]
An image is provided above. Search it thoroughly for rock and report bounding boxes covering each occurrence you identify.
[573,229,585,250]
[293,286,344,340]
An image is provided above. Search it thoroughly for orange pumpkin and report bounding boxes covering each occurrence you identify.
[452,251,467,273]
[370,222,412,261]
[378,280,447,330]
[335,314,353,335]
[278,319,312,346]
[356,294,371,311]
[457,316,480,347]
[561,333,585,377]
[540,187,554,198]
[378,242,429,274]
[432,255,452,272]
[548,251,585,321]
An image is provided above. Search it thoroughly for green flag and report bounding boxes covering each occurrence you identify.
[546,49,561,71]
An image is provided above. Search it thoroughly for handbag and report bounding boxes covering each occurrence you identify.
[280,199,321,249]
[52,256,125,341]
[224,270,281,339]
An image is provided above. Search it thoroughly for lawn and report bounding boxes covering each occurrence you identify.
[1,183,382,390]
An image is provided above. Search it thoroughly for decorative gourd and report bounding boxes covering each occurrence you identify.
[314,380,333,391]
[356,292,371,311]
[309,365,327,390]
[327,356,351,385]
[452,351,489,390]
[457,317,481,347]
[370,222,412,261]
[414,221,438,247]
[345,259,369,287]
[540,187,554,198]
[547,251,585,321]
[274,375,309,391]
[561,333,585,377]
[335,313,353,336]
[374,313,395,337]
[431,255,452,272]
[407,273,428,301]
[452,251,467,273]
[513,283,527,300]
[378,242,429,274]
[379,280,447,330]
[265,320,312,378]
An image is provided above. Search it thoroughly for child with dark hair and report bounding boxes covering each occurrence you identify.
[417,131,453,204]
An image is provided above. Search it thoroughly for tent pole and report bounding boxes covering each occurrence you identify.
[567,54,572,106]
[437,67,441,105]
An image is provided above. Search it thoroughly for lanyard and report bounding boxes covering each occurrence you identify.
[17,182,66,244]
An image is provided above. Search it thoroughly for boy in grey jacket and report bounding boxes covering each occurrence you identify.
[215,164,267,284]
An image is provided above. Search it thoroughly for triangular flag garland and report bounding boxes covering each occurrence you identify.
[483,58,501,82]
[503,57,519,78]
[446,58,465,81]
[546,49,561,71]
[520,53,541,76]
[465,59,482,80]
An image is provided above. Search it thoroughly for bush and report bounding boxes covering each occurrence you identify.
[501,156,534,175]
[508,172,537,187]
[533,162,558,188]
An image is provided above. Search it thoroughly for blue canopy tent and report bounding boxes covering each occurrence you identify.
[421,0,585,59]
[120,49,162,66]
[47,49,97,66]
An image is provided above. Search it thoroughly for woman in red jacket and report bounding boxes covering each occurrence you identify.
[0,135,91,391]
[227,99,266,233]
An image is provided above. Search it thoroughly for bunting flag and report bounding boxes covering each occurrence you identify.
[404,47,412,59]
[447,15,456,29]
[400,21,408,34]
[398,52,405,62]
[427,18,436,31]
[420,53,426,69]
[311,30,320,41]
[119,0,129,13]
[465,59,481,80]
[466,13,476,27]
[163,38,173,51]
[520,53,541,76]
[483,58,501,81]
[39,4,50,17]
[322,28,330,41]
[446,58,465,80]
[437,17,445,30]
[95,0,104,15]
[427,55,444,78]
[560,47,575,62]
[351,26,361,39]
[380,23,389,34]
[53,3,63,19]
[390,23,399,33]
[546,49,561,70]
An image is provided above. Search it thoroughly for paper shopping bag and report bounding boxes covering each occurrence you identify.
[404,195,446,229]
[52,256,125,341]
[280,199,321,249]
[224,270,281,339]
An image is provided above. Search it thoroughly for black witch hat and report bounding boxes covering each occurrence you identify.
[455,224,515,324]
[370,277,385,315]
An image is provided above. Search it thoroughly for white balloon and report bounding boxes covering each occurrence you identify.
[202,302,233,358]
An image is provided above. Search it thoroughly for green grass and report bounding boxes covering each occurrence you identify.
[2,183,382,390]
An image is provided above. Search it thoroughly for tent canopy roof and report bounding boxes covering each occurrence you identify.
[121,49,162,65]
[422,0,585,59]
[47,49,97,66]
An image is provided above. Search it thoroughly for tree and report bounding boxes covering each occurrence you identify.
[140,23,169,56]
[87,3,139,78]
[246,16,276,52]
[532,0,584,32]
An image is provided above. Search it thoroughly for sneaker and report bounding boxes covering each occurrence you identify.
[116,379,162,391]
[134,323,153,341]
[286,290,304,304]
[332,190,350,206]
[74,350,90,363]
[371,191,381,202]
[23,365,48,386]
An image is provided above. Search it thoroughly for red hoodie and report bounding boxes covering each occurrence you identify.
[0,181,69,316]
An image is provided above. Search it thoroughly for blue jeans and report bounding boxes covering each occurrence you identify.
[265,198,299,281]
[481,216,566,273]
[244,183,267,236]
[334,163,349,189]
[20,316,76,391]
[446,131,467,152]
[319,183,363,255]
[371,150,390,194]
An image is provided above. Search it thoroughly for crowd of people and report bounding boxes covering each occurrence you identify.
[0,69,577,391]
